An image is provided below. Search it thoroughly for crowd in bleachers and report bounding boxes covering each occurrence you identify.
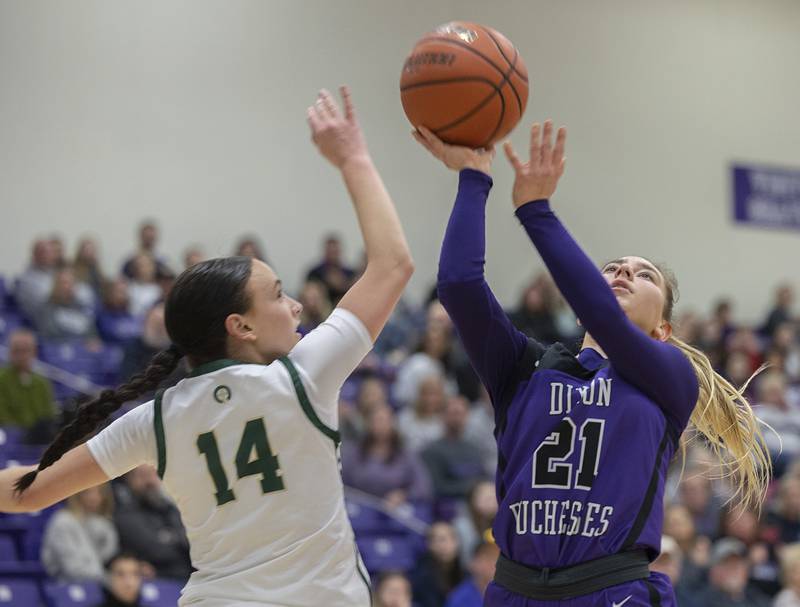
[1,221,799,606]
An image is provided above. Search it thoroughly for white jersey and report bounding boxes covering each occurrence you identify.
[87,308,373,607]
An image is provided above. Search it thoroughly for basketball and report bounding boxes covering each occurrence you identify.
[400,21,529,148]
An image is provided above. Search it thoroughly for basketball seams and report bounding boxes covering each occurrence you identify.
[400,76,501,93]
[478,25,529,83]
[414,36,510,82]
[434,84,502,141]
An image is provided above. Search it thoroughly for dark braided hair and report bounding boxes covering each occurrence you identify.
[15,256,254,494]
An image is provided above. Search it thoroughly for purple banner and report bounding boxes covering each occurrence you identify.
[733,163,800,231]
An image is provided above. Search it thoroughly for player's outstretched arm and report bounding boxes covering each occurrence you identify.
[413,128,530,407]
[504,122,697,419]
[308,87,414,341]
[0,445,107,513]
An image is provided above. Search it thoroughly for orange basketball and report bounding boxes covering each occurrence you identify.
[400,21,529,148]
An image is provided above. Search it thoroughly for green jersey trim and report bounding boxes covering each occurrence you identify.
[187,359,247,378]
[154,389,167,479]
[278,357,341,445]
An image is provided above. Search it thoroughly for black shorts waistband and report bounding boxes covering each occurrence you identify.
[494,550,650,600]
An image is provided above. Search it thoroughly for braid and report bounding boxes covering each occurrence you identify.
[15,345,184,494]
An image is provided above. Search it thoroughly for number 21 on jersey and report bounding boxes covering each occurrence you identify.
[197,417,285,506]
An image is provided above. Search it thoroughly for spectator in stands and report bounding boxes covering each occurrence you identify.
[397,374,445,453]
[663,503,709,587]
[650,535,701,606]
[453,480,498,565]
[122,221,170,280]
[719,505,780,596]
[298,280,331,333]
[772,321,800,382]
[444,541,499,607]
[73,238,105,300]
[753,370,800,474]
[15,238,56,320]
[768,475,800,545]
[713,298,737,343]
[119,302,184,392]
[49,234,67,269]
[727,327,764,377]
[341,403,431,508]
[374,571,413,607]
[234,235,267,261]
[182,246,204,270]
[764,284,795,340]
[96,279,143,346]
[775,543,800,607]
[41,484,119,581]
[697,537,770,606]
[421,396,488,500]
[507,273,562,344]
[96,552,144,607]
[340,373,390,442]
[463,386,498,473]
[113,465,191,580]
[35,267,98,340]
[0,329,56,432]
[393,320,457,408]
[126,254,162,318]
[410,521,465,607]
[305,233,356,304]
[724,351,757,399]
[680,467,723,538]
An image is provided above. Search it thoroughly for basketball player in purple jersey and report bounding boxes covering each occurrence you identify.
[413,122,770,606]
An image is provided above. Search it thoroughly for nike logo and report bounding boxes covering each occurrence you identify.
[612,596,632,607]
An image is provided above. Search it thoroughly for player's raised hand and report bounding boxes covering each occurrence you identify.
[503,120,566,208]
[413,126,495,176]
[308,86,369,169]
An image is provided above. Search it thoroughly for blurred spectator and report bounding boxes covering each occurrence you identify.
[73,238,105,299]
[41,484,118,581]
[341,403,432,508]
[183,246,204,270]
[122,221,170,280]
[114,465,191,580]
[393,320,458,409]
[444,541,500,607]
[713,298,736,343]
[507,274,562,345]
[727,328,764,378]
[119,303,184,388]
[421,396,488,500]
[340,374,389,442]
[719,505,780,596]
[126,254,162,318]
[754,371,800,474]
[410,521,465,607]
[96,552,144,607]
[49,234,67,269]
[680,468,723,538]
[234,235,267,261]
[663,503,709,586]
[15,238,56,320]
[35,267,98,340]
[397,375,445,453]
[298,280,331,333]
[768,476,800,545]
[650,535,702,607]
[305,233,356,304]
[374,571,412,607]
[453,480,498,565]
[775,543,800,607]
[96,279,143,346]
[697,537,770,606]
[772,321,800,382]
[725,351,757,397]
[464,386,498,474]
[0,329,56,432]
[764,284,795,340]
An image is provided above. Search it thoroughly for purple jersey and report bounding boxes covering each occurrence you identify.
[437,170,699,573]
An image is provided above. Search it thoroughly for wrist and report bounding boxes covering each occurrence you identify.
[339,153,374,173]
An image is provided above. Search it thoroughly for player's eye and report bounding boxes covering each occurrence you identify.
[638,272,654,282]
[603,265,617,273]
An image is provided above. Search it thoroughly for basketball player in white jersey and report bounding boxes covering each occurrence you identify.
[0,86,414,607]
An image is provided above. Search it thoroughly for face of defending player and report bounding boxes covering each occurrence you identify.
[600,256,672,341]
[227,260,303,362]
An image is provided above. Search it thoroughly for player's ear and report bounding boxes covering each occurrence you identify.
[225,314,256,342]
[653,320,672,342]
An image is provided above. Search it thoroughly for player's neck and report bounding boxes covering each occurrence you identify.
[580,333,607,359]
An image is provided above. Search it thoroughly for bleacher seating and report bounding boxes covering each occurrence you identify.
[0,579,42,605]
[44,582,102,607]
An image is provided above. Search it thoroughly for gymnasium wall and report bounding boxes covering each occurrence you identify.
[0,0,798,322]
